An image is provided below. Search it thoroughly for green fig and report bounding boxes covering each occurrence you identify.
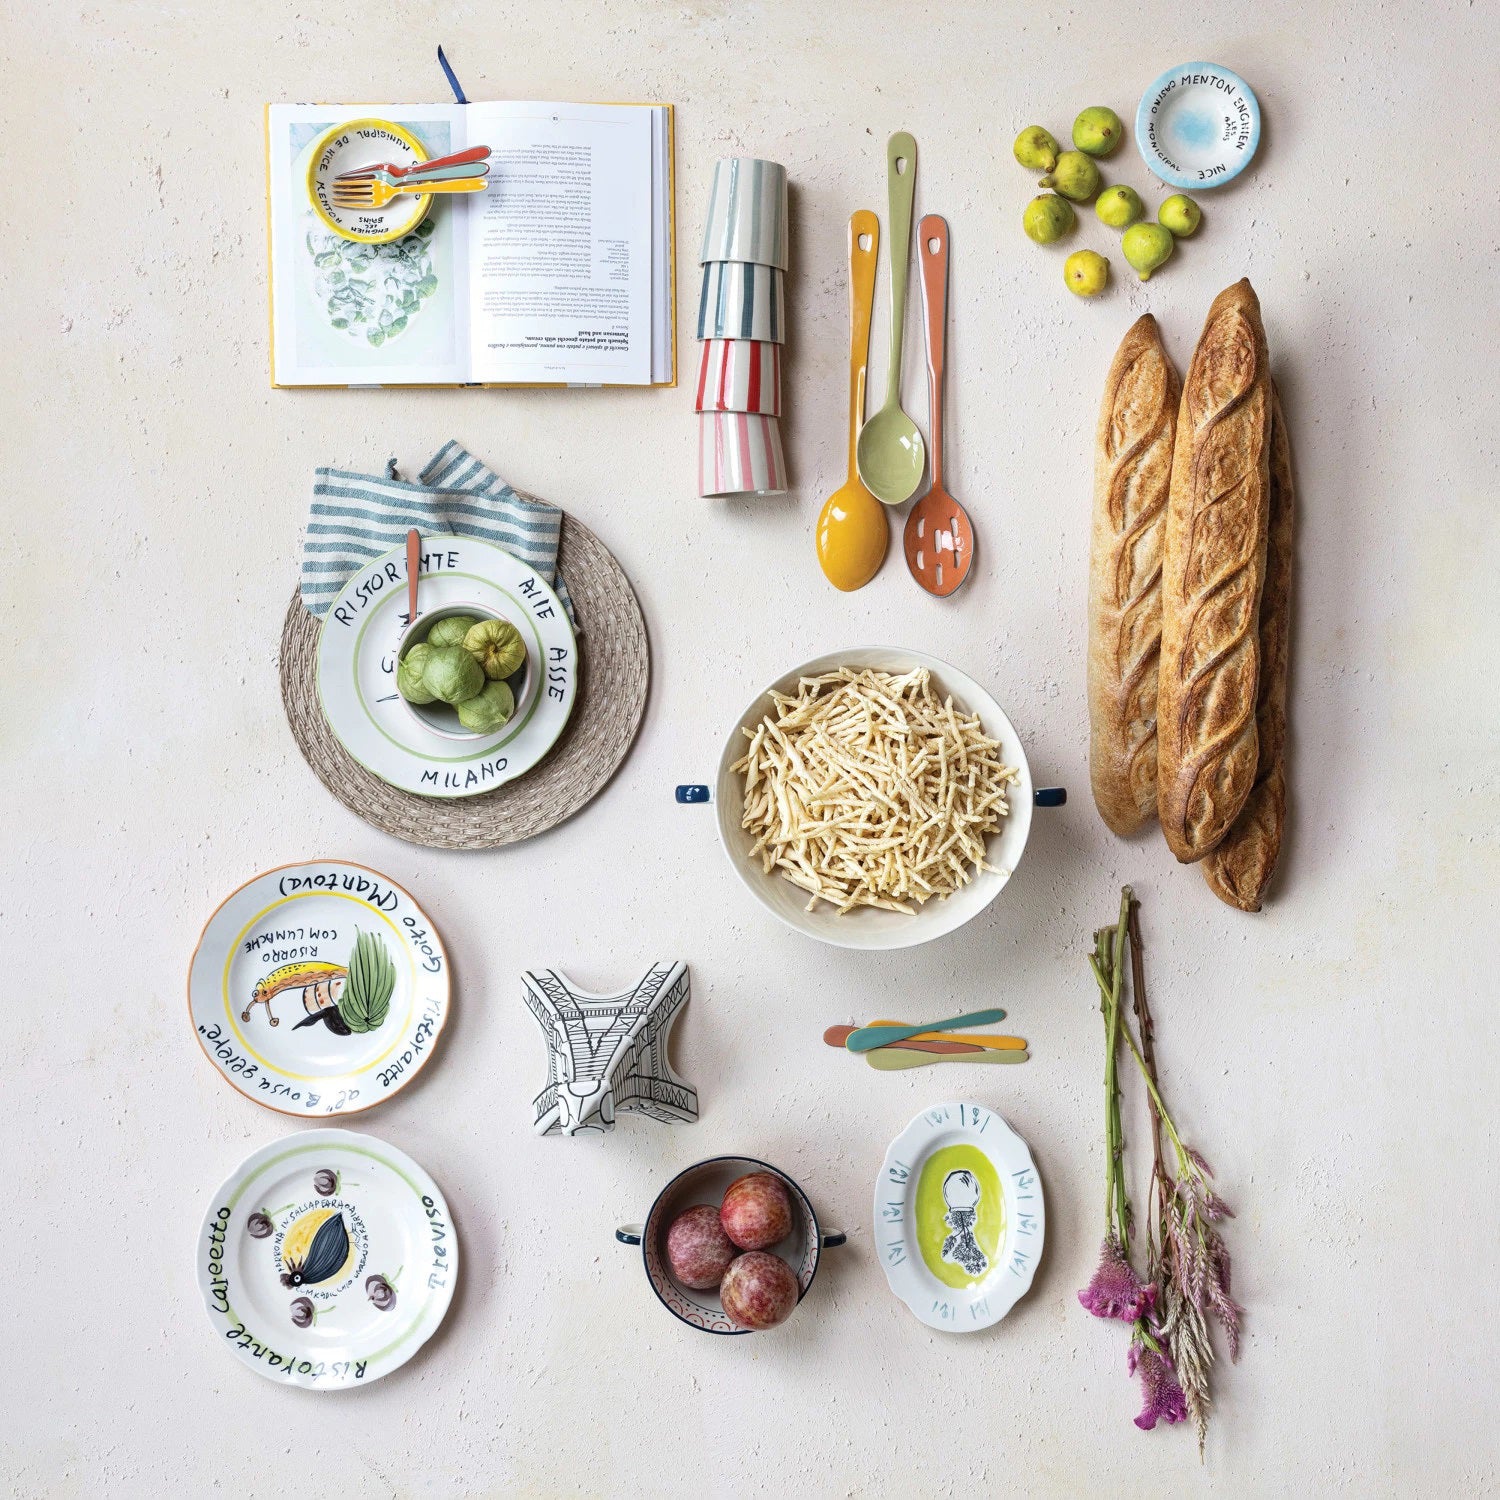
[1012,125,1061,173]
[425,614,481,649]
[396,643,438,704]
[1038,150,1100,202]
[464,618,526,680]
[422,644,484,704]
[1159,194,1202,237]
[456,679,516,733]
[1072,106,1124,157]
[1064,250,1110,297]
[1122,222,1175,281]
[1023,193,1076,244]
[1095,184,1144,229]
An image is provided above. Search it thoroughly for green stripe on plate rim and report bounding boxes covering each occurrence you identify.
[220,1140,450,1373]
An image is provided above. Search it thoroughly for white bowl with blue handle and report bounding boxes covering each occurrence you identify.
[713,646,1065,951]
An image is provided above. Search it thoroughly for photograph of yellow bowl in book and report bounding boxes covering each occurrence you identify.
[266,101,675,388]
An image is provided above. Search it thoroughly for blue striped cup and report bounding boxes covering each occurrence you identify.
[697,262,785,344]
[699,157,788,268]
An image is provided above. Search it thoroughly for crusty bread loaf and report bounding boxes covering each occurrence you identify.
[1088,315,1178,835]
[1203,379,1293,909]
[1157,279,1272,863]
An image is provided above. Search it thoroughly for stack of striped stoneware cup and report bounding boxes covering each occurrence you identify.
[695,157,788,497]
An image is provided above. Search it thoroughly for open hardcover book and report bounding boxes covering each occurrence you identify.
[266,102,674,387]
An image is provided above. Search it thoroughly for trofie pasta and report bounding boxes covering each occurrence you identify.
[731,667,1018,914]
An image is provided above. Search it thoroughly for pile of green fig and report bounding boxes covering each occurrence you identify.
[1014,108,1201,296]
[397,613,526,732]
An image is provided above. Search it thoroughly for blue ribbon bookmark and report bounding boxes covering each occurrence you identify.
[437,45,468,105]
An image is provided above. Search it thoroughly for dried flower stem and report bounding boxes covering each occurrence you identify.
[1090,887,1134,1244]
[1081,887,1243,1455]
[1129,902,1167,1250]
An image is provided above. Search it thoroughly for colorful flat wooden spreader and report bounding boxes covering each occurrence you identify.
[866,1048,1029,1071]
[823,1025,985,1056]
[823,1024,1027,1055]
[871,1020,1026,1050]
[845,1008,1006,1053]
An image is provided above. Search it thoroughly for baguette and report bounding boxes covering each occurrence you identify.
[1157,278,1272,863]
[1088,315,1178,835]
[1203,379,1294,909]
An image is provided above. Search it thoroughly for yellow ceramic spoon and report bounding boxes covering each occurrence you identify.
[816,210,888,591]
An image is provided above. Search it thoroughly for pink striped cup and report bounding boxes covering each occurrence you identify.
[698,412,787,498]
[694,339,782,416]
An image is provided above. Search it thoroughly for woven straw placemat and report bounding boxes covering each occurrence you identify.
[280,514,648,849]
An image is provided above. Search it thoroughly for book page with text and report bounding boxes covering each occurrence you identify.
[466,103,653,385]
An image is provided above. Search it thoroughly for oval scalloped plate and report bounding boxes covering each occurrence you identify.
[196,1129,457,1389]
[874,1101,1044,1332]
[187,860,450,1118]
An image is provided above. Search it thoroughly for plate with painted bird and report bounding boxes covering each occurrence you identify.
[196,1128,457,1388]
[187,859,450,1117]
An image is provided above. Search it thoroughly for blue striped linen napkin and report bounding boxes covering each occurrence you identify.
[301,441,576,626]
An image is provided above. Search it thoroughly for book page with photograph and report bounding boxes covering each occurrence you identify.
[464,102,654,386]
[267,103,470,386]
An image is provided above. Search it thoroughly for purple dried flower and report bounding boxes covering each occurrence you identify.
[1128,1341,1189,1431]
[1205,1237,1243,1362]
[1200,1190,1232,1223]
[1078,1236,1157,1322]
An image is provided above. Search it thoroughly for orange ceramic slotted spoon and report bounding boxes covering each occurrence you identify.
[903,215,974,596]
[815,210,888,591]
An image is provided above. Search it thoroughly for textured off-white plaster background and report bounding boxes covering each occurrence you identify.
[2,2,1496,1496]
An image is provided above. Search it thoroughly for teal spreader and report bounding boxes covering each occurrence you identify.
[844,1007,1007,1054]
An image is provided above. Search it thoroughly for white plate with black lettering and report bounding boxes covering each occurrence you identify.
[196,1129,457,1390]
[188,860,450,1117]
[874,1102,1044,1333]
[316,534,578,797]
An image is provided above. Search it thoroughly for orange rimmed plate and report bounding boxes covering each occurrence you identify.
[187,859,449,1117]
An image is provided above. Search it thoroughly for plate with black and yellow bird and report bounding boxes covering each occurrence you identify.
[196,1129,458,1388]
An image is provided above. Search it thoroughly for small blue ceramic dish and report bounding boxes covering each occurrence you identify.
[1135,62,1261,189]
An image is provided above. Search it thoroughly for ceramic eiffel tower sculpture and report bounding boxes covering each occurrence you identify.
[522,961,698,1138]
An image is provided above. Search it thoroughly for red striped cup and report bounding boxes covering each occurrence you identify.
[694,339,781,416]
[698,413,787,498]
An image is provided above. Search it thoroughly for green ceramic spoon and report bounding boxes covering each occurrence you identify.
[844,1006,1006,1053]
[866,1048,1029,1070]
[856,131,926,506]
